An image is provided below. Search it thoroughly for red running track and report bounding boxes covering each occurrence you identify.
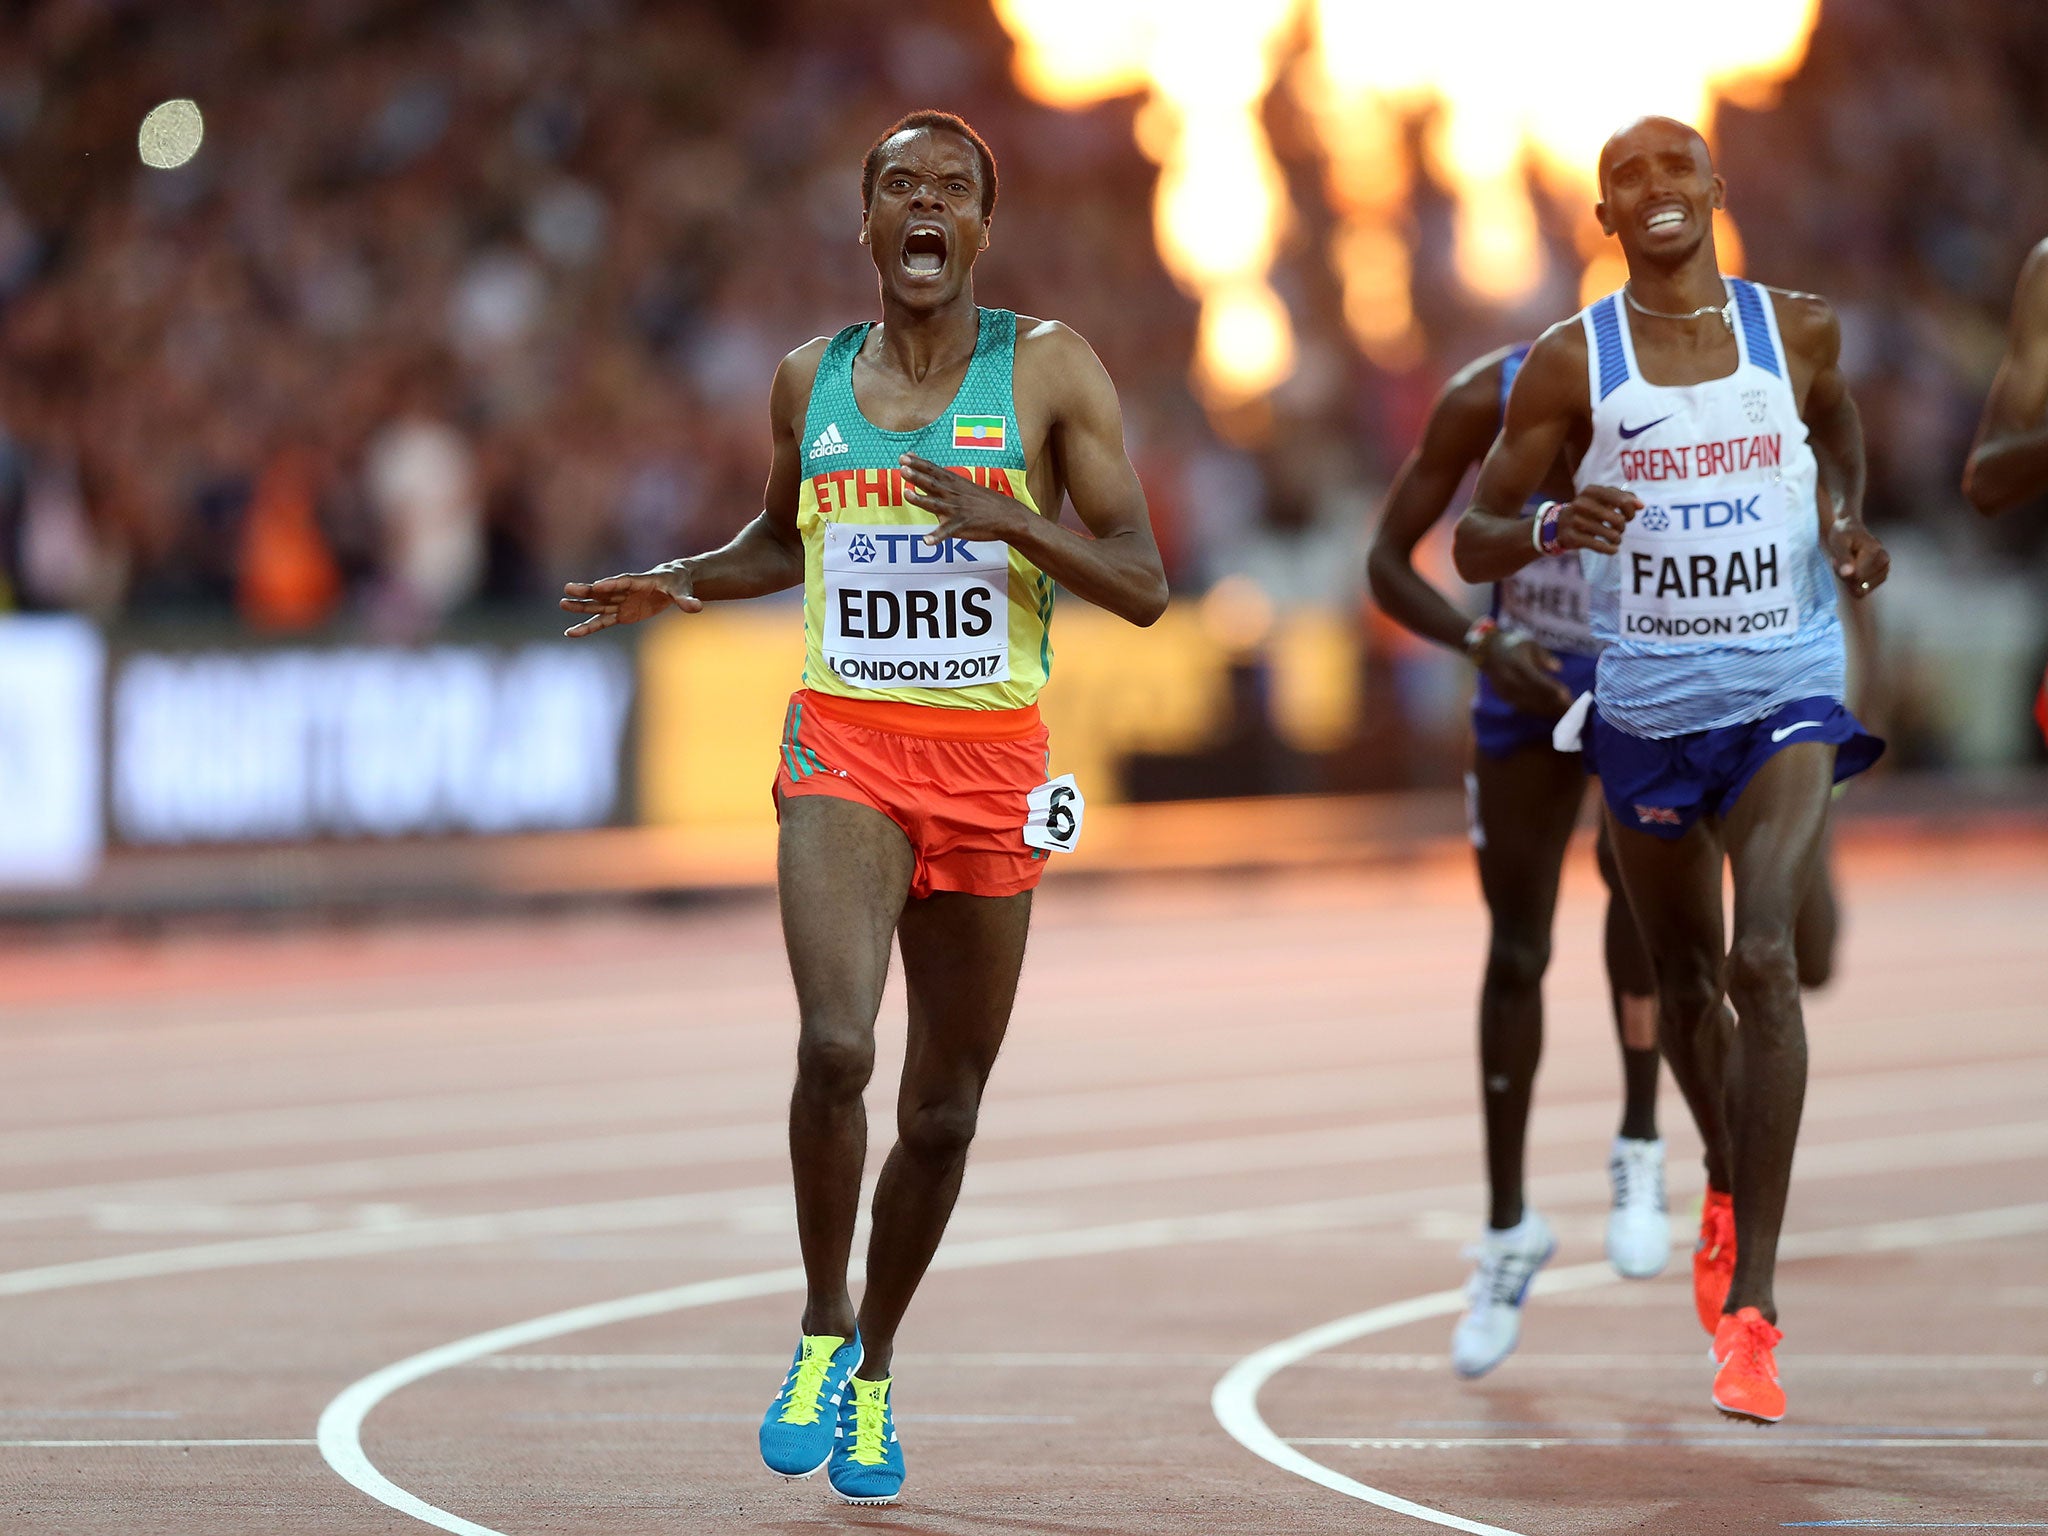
[1,825,2044,1534]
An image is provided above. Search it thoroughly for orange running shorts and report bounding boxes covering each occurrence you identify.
[772,689,1051,899]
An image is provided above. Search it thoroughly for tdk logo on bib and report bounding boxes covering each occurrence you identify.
[841,533,986,565]
[1639,497,1762,533]
[822,523,1011,688]
[1620,479,1798,643]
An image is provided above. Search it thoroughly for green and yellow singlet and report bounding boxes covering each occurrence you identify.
[795,307,1054,711]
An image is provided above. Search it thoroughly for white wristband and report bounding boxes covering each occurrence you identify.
[1531,509,1546,551]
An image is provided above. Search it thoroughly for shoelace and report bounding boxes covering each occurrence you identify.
[1462,1242,1540,1308]
[846,1384,891,1466]
[776,1341,839,1426]
[1730,1316,1783,1378]
[1612,1148,1667,1213]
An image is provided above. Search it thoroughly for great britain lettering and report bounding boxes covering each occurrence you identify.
[1618,433,1782,484]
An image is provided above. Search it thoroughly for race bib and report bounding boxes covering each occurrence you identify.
[1618,482,1801,645]
[1023,773,1084,853]
[822,523,1010,689]
[1499,550,1595,655]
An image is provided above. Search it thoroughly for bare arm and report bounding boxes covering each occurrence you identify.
[1368,354,1509,649]
[1781,292,1888,597]
[1453,323,1636,583]
[560,344,818,635]
[1963,240,2048,516]
[1370,350,1573,713]
[898,322,1168,627]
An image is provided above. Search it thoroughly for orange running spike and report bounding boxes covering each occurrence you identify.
[1693,1189,1736,1334]
[1711,1307,1786,1424]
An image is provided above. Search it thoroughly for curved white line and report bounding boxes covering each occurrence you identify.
[317,1194,1472,1534]
[318,1266,807,1536]
[1211,1261,1619,1536]
[1211,1202,2048,1532]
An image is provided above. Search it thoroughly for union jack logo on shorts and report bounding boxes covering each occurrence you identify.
[1633,803,1683,827]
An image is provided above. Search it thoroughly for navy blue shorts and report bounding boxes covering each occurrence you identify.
[1472,650,1599,762]
[1587,695,1884,840]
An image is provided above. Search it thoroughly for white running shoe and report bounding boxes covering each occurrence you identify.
[1605,1136,1669,1279]
[1449,1210,1556,1379]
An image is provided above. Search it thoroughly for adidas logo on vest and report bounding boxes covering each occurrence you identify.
[809,422,850,459]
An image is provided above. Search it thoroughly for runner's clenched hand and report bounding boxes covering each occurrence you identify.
[1553,485,1641,556]
[1481,633,1576,717]
[560,559,702,637]
[1826,518,1889,598]
[899,453,1028,546]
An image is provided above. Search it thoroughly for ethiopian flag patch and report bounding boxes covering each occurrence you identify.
[953,414,1006,451]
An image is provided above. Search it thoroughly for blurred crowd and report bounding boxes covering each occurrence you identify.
[0,0,2041,681]
[0,0,1208,635]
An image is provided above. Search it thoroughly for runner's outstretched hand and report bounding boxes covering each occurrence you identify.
[560,560,702,637]
[1826,519,1890,598]
[1481,633,1576,717]
[1553,485,1642,556]
[900,453,1028,546]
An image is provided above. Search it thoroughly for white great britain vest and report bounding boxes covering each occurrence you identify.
[1577,278,1843,737]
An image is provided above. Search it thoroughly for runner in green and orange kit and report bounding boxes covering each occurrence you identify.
[561,109,1166,1505]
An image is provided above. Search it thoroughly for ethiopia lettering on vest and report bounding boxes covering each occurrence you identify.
[810,463,1016,515]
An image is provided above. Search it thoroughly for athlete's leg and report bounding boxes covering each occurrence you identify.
[1470,745,1586,1231]
[1603,811,1734,1198]
[778,795,915,1339]
[1718,743,1837,1324]
[1793,818,1840,990]
[854,887,1034,1378]
[1595,822,1661,1140]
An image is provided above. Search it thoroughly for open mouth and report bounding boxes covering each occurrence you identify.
[900,223,948,276]
[1644,204,1688,234]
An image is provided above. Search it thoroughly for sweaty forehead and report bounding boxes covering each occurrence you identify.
[1600,120,1711,184]
[876,130,979,184]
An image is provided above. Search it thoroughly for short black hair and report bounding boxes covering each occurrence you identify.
[861,110,998,220]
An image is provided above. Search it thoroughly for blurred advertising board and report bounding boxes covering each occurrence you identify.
[635,600,1360,832]
[0,615,105,887]
[108,640,633,846]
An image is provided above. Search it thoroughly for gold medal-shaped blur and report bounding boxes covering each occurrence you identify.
[138,99,205,170]
[989,0,1822,408]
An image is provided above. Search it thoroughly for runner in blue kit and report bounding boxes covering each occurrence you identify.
[1454,117,1889,1425]
[1369,345,1668,1382]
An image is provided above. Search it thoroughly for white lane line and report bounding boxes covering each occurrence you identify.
[1291,1437,2048,1451]
[0,1059,1447,1218]
[313,1194,1557,1536]
[1210,1202,2048,1536]
[468,1351,2048,1374]
[0,1438,315,1448]
[502,1411,1076,1426]
[0,1007,1438,1168]
[8,1051,2035,1222]
[1375,1420,1991,1434]
[12,1109,2046,1298]
[1294,1355,2048,1374]
[0,1070,770,1169]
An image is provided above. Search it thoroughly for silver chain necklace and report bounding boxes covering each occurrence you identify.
[1625,278,1734,333]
